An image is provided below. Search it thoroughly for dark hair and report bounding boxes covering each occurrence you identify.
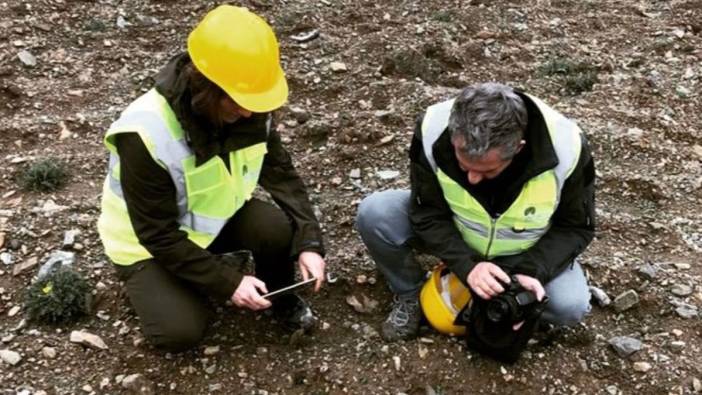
[183,62,228,128]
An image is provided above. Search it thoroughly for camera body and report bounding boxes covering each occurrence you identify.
[485,275,539,324]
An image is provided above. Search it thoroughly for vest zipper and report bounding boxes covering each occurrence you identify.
[485,216,498,258]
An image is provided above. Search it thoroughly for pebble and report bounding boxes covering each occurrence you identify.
[8,305,20,317]
[608,336,642,358]
[82,384,93,393]
[1,252,14,265]
[671,284,693,297]
[674,263,691,270]
[321,321,331,330]
[37,251,76,280]
[672,329,683,337]
[376,170,400,180]
[636,264,657,280]
[289,106,310,124]
[42,347,56,359]
[17,50,37,67]
[693,377,701,392]
[669,340,686,351]
[589,286,611,307]
[675,304,698,319]
[356,274,367,284]
[613,290,639,312]
[330,62,348,72]
[676,86,691,98]
[209,383,223,392]
[0,349,22,365]
[70,330,108,350]
[122,373,154,394]
[63,229,80,248]
[633,361,652,372]
[349,168,361,179]
[392,355,401,371]
[203,346,220,356]
[12,257,38,276]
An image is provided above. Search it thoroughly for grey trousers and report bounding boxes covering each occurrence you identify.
[356,190,591,326]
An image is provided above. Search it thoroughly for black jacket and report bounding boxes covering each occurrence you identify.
[409,92,595,285]
[114,53,324,298]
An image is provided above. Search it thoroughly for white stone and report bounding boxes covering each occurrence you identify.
[203,346,220,356]
[330,62,347,72]
[17,50,37,67]
[633,361,652,372]
[7,305,20,317]
[70,330,108,350]
[42,347,56,359]
[0,349,21,365]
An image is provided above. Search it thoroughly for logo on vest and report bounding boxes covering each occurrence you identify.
[524,207,536,216]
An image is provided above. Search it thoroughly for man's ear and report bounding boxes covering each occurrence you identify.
[515,139,526,154]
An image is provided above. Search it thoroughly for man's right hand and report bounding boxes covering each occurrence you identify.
[467,261,511,300]
[231,275,272,310]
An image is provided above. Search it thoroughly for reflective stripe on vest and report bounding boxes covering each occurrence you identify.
[421,94,582,258]
[97,89,268,265]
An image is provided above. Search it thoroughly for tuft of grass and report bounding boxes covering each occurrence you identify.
[24,267,91,324]
[432,10,452,22]
[19,158,69,192]
[538,58,598,95]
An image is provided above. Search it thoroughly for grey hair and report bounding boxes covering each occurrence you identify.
[448,82,527,160]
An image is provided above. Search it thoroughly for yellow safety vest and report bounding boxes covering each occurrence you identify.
[97,89,268,265]
[421,95,582,259]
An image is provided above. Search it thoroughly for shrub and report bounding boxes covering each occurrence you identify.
[24,267,90,324]
[19,159,69,192]
[538,58,598,95]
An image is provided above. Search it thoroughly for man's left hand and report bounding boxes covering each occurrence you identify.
[511,274,545,331]
[298,251,326,292]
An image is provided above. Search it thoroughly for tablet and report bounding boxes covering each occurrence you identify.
[262,277,316,300]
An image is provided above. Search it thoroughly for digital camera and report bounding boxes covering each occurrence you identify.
[485,276,540,324]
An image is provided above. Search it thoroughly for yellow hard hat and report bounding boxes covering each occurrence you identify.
[420,265,471,336]
[187,5,288,113]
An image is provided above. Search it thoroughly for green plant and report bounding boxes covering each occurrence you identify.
[564,71,598,95]
[19,158,69,192]
[24,268,90,324]
[538,57,598,95]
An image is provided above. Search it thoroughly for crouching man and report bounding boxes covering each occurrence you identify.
[356,83,595,341]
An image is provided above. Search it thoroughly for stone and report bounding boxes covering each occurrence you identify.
[203,346,220,356]
[636,264,657,280]
[116,15,130,28]
[392,355,401,371]
[12,257,38,276]
[37,251,75,280]
[671,284,693,297]
[289,106,310,124]
[345,293,378,314]
[330,62,347,72]
[669,340,686,351]
[0,349,21,365]
[613,290,639,312]
[349,168,361,179]
[209,383,223,392]
[0,232,5,249]
[42,347,56,359]
[676,86,691,98]
[692,377,701,393]
[82,385,93,393]
[589,286,611,307]
[674,263,691,270]
[70,330,108,350]
[8,305,20,317]
[1,252,13,265]
[122,373,154,395]
[17,50,37,67]
[63,229,80,248]
[675,304,698,319]
[633,361,652,372]
[608,336,642,358]
[290,29,320,43]
[376,170,400,180]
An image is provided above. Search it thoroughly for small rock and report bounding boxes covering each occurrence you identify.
[349,168,361,179]
[209,383,223,392]
[17,50,37,67]
[345,293,378,314]
[675,304,698,319]
[608,336,642,358]
[330,62,347,72]
[7,305,20,317]
[356,274,367,284]
[692,377,701,392]
[42,347,56,359]
[0,349,21,365]
[70,330,108,350]
[671,284,693,297]
[692,145,702,160]
[633,361,652,372]
[376,170,400,180]
[1,252,13,265]
[116,15,130,29]
[290,29,320,43]
[122,373,154,395]
[321,321,330,330]
[672,329,683,337]
[605,385,619,395]
[100,378,110,389]
[589,286,611,307]
[636,264,657,280]
[82,384,93,393]
[669,340,686,351]
[676,86,691,98]
[63,229,80,248]
[392,355,401,371]
[289,106,310,124]
[37,251,76,280]
[0,232,5,249]
[613,290,639,312]
[12,257,38,276]
[203,346,220,356]
[256,346,268,354]
[674,263,691,270]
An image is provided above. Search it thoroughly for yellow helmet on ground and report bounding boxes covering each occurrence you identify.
[187,5,288,113]
[420,265,471,335]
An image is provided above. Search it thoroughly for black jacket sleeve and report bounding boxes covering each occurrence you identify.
[493,135,596,283]
[409,117,478,283]
[258,128,325,258]
[115,133,243,298]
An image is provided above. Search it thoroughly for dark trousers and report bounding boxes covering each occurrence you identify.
[115,199,295,351]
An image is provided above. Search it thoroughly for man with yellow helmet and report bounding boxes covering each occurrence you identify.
[97,5,326,351]
[357,83,595,341]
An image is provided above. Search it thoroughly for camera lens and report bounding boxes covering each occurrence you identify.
[486,299,509,323]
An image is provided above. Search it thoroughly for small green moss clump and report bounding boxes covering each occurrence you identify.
[19,159,69,192]
[24,268,90,324]
[538,58,598,95]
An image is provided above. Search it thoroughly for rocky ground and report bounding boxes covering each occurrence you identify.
[1,0,701,394]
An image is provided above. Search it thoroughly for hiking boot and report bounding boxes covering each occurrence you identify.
[381,296,422,342]
[273,294,316,332]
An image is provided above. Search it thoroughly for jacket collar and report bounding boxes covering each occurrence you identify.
[154,53,270,167]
